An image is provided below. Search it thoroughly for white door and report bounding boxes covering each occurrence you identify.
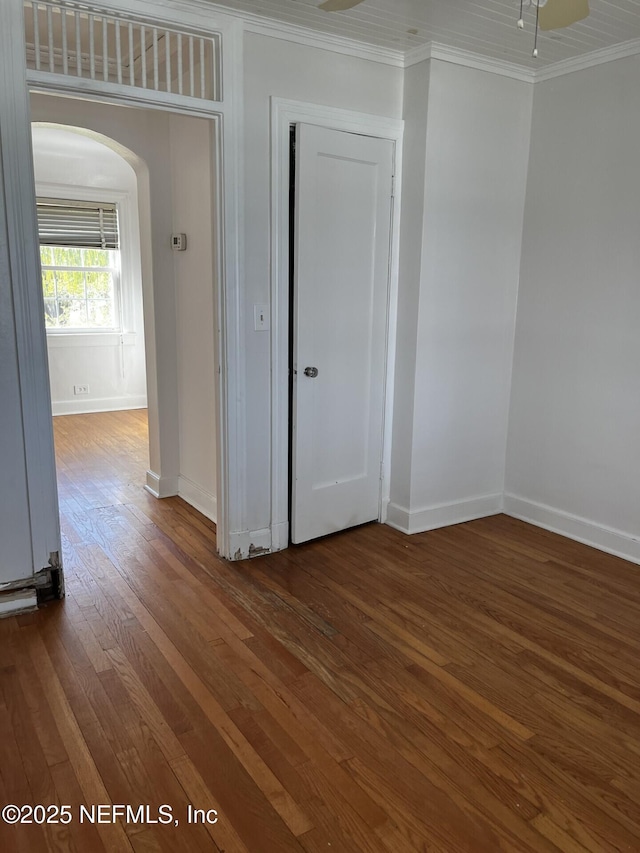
[291,123,394,544]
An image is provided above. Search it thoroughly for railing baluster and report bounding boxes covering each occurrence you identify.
[89,14,95,79]
[140,25,147,88]
[115,19,122,84]
[189,36,194,98]
[199,38,205,99]
[102,16,108,81]
[33,2,41,71]
[47,4,54,72]
[24,5,219,102]
[128,23,134,86]
[211,36,217,100]
[75,8,82,76]
[61,7,68,76]
[165,30,171,93]
[213,36,219,100]
[153,28,158,91]
[177,34,183,95]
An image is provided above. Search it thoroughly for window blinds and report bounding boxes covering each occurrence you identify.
[36,198,119,249]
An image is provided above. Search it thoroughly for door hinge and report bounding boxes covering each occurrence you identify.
[391,174,396,198]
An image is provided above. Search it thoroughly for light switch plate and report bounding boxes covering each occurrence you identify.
[254,303,270,331]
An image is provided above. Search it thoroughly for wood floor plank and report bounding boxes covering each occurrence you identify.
[23,629,132,852]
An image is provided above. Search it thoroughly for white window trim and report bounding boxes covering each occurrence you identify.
[41,249,121,334]
[46,330,137,348]
[35,183,135,339]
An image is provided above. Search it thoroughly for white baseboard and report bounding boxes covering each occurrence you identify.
[386,493,503,535]
[503,493,640,566]
[0,589,38,618]
[271,521,289,552]
[178,475,217,524]
[228,527,272,560]
[145,470,178,499]
[52,395,147,416]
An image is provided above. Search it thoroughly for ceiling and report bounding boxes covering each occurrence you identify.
[206,0,640,68]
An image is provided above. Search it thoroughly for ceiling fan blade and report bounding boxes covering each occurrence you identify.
[538,0,589,31]
[319,0,365,11]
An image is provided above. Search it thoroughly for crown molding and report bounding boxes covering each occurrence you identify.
[534,38,640,82]
[239,11,405,67]
[405,42,535,82]
[111,0,640,81]
[403,42,432,68]
[99,0,405,66]
[403,37,640,84]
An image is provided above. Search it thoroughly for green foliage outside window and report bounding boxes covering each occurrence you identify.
[41,246,118,331]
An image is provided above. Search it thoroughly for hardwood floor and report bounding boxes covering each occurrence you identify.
[1,409,639,851]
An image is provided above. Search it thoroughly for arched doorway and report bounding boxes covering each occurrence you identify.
[31,124,159,500]
[29,98,220,544]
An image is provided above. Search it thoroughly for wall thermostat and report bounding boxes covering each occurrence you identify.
[171,233,187,251]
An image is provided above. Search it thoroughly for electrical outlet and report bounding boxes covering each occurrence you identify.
[74,384,90,395]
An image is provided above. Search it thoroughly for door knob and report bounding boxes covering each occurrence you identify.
[303,367,319,378]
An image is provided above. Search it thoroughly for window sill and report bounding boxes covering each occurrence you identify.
[46,332,137,348]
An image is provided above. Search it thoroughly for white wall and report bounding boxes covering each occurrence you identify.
[32,127,147,415]
[243,31,403,537]
[390,59,430,515]
[169,115,218,521]
[389,60,533,534]
[8,14,639,566]
[505,56,640,563]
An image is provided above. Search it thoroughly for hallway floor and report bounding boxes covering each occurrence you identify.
[1,409,639,851]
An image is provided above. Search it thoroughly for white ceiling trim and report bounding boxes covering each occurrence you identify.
[534,37,640,81]
[211,3,405,66]
[242,13,404,66]
[241,14,535,80]
[144,0,640,83]
[406,42,535,83]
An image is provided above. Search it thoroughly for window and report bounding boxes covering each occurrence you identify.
[37,198,121,332]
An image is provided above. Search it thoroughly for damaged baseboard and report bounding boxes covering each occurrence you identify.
[0,588,38,618]
[228,527,272,560]
[0,554,64,618]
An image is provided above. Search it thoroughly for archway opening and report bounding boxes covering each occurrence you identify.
[29,94,221,553]
[31,123,154,506]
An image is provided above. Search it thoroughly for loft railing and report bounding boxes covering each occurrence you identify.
[24,1,222,106]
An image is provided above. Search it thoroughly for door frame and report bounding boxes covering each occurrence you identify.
[14,0,245,560]
[270,98,404,551]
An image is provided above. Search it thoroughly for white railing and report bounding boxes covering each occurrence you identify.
[24,1,221,103]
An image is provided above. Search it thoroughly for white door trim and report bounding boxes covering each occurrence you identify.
[1,0,60,577]
[270,97,404,551]
[17,0,246,560]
